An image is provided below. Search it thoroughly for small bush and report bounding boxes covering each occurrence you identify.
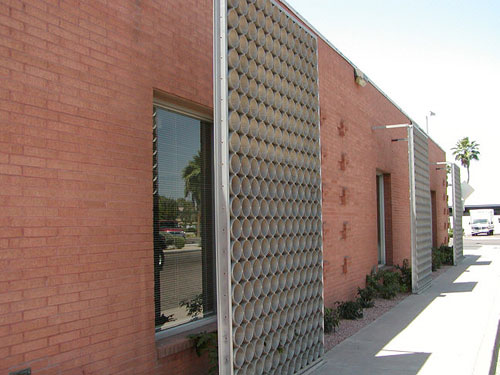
[439,245,454,265]
[366,272,379,296]
[337,300,363,320]
[432,247,442,271]
[324,307,340,334]
[356,287,375,308]
[432,245,454,271]
[395,259,412,292]
[174,236,185,249]
[180,294,203,318]
[366,269,401,299]
[160,232,175,246]
[378,270,400,299]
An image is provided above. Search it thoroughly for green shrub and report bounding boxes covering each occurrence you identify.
[188,331,218,375]
[356,287,375,308]
[439,245,454,265]
[180,294,203,318]
[324,307,340,334]
[432,247,442,271]
[366,269,401,299]
[366,272,379,297]
[395,259,412,292]
[174,236,185,249]
[432,245,454,271]
[379,270,401,299]
[337,300,363,320]
[160,232,175,246]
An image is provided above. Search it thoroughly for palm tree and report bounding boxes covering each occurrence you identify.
[451,137,480,183]
[182,151,202,235]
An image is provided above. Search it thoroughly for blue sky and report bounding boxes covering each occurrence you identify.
[288,0,500,204]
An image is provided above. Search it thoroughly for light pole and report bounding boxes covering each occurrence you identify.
[426,111,436,134]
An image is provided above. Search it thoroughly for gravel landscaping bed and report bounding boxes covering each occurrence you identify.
[325,293,409,352]
[325,265,452,352]
[431,265,452,279]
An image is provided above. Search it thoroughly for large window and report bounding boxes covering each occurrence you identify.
[153,104,215,332]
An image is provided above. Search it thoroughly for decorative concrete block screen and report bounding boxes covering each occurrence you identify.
[451,163,463,264]
[408,126,432,294]
[214,0,324,373]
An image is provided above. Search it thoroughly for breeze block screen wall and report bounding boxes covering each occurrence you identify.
[451,163,463,264]
[408,125,433,294]
[215,0,324,373]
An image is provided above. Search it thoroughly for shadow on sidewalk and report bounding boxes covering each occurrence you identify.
[314,254,481,375]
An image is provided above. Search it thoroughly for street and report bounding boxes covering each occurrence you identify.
[464,234,500,249]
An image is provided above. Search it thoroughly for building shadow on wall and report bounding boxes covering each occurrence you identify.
[314,255,481,375]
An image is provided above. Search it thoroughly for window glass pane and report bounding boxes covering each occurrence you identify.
[153,106,215,331]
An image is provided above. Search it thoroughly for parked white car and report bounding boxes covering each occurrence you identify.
[470,209,494,236]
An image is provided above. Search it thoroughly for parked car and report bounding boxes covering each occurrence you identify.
[159,220,185,237]
[470,209,494,236]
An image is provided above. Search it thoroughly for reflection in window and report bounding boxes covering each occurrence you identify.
[153,105,214,331]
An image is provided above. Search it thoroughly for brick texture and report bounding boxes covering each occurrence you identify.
[0,0,211,374]
[318,36,412,305]
[0,1,447,374]
[317,38,446,306]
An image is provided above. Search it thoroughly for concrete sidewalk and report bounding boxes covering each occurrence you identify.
[313,245,500,375]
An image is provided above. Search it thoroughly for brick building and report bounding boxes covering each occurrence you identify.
[0,0,447,374]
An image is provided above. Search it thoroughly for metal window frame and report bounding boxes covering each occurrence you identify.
[153,99,213,123]
[152,103,217,338]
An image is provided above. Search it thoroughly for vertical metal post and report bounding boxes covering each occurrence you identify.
[407,125,418,293]
[213,0,233,374]
[451,164,464,264]
[315,40,326,363]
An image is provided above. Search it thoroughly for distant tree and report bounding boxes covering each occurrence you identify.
[451,137,480,183]
[176,198,196,225]
[158,196,178,221]
[182,151,202,236]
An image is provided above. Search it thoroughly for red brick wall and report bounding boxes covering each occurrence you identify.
[428,140,448,247]
[0,0,448,374]
[0,0,211,374]
[317,37,414,306]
